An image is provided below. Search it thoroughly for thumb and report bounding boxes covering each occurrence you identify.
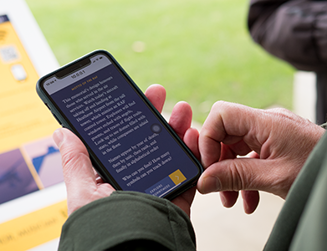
[53,128,97,189]
[197,157,280,196]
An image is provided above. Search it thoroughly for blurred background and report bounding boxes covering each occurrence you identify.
[26,0,294,124]
[5,0,296,250]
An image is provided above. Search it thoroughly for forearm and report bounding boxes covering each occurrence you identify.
[58,191,196,251]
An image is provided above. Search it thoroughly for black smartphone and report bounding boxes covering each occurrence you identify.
[36,50,203,200]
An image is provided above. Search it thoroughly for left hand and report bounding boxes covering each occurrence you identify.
[53,84,199,217]
[197,101,324,214]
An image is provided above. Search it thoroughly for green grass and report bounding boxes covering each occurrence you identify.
[26,0,294,123]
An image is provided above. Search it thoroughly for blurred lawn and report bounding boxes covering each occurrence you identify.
[26,0,294,123]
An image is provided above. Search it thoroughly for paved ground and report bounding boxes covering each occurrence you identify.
[191,192,284,251]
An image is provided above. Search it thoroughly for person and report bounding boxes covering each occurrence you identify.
[248,0,327,124]
[55,84,327,250]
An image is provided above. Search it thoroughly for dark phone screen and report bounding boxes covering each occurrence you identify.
[43,53,201,198]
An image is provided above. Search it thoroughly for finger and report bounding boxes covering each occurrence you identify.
[169,101,192,139]
[53,128,97,189]
[199,101,267,167]
[219,145,260,214]
[220,142,252,161]
[95,173,104,184]
[241,190,260,214]
[171,187,196,217]
[197,157,289,198]
[220,191,239,208]
[144,84,166,113]
[171,128,198,217]
[247,151,259,158]
[183,128,200,159]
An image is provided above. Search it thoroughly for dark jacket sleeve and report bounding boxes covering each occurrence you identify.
[248,0,327,72]
[263,131,327,251]
[58,191,196,251]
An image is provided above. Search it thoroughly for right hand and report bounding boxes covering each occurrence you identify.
[197,101,325,213]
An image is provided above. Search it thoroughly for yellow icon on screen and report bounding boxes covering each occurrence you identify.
[169,169,186,185]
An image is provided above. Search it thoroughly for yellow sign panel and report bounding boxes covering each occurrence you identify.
[0,200,67,251]
[0,15,59,153]
[0,14,65,250]
[169,169,186,185]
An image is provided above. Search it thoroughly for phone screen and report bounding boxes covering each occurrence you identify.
[38,51,202,199]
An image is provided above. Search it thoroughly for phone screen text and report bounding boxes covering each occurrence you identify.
[46,57,200,197]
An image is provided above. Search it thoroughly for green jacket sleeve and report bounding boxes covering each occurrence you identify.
[264,132,327,251]
[58,191,196,251]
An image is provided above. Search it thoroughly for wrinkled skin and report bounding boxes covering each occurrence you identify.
[197,101,325,214]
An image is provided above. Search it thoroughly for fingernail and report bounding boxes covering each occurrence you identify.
[202,176,221,193]
[53,129,64,148]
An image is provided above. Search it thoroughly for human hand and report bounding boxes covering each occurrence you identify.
[53,84,199,216]
[197,101,325,214]
[143,85,200,217]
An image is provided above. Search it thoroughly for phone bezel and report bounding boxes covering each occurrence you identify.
[36,50,203,200]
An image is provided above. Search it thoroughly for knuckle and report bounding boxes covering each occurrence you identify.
[211,100,229,111]
[61,150,89,172]
[266,107,297,122]
[228,161,246,191]
[269,107,289,114]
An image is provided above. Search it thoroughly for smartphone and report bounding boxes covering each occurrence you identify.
[36,50,203,200]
